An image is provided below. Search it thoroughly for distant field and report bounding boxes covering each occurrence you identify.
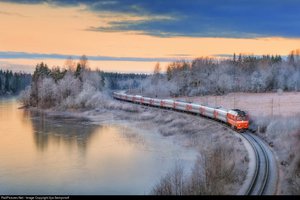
[177,92,300,118]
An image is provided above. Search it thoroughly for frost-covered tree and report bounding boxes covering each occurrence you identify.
[141,53,300,97]
[57,72,82,100]
[38,78,58,108]
[19,62,108,109]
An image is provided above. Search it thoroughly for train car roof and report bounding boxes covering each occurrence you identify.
[163,99,175,102]
[215,107,228,112]
[175,99,186,102]
[190,103,201,107]
[175,99,194,103]
[201,105,215,110]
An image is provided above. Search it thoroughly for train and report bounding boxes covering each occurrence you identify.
[112,91,249,132]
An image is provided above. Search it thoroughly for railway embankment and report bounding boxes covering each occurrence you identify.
[173,92,300,195]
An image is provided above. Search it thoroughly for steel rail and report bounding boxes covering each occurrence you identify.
[241,133,271,195]
[113,94,276,195]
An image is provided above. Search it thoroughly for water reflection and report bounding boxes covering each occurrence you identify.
[28,110,98,154]
[0,99,197,195]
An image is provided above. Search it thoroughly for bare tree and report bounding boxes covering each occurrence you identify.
[289,50,295,66]
[151,143,242,195]
[153,62,161,75]
[79,54,89,70]
[151,62,162,94]
[64,56,76,72]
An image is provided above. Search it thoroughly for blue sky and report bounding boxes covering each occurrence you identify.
[3,0,300,38]
[1,0,299,72]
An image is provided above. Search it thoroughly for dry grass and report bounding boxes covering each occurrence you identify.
[179,91,300,195]
[255,115,300,194]
[150,141,247,195]
[182,91,300,118]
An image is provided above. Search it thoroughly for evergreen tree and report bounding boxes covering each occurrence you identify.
[0,69,31,95]
[5,71,10,92]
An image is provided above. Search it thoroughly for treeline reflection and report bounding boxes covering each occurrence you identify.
[26,110,99,153]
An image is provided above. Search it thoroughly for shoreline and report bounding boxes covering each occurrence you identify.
[21,100,249,195]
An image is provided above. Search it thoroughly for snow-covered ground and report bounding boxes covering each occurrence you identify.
[177,91,300,118]
[176,91,300,194]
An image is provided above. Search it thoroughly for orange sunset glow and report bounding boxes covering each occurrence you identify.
[1,0,300,196]
[0,1,300,72]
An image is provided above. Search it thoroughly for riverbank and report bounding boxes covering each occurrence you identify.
[1,98,198,195]
[23,98,249,195]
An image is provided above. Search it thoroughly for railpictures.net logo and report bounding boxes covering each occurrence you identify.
[1,196,70,200]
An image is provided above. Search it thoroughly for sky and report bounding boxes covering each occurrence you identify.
[0,0,300,73]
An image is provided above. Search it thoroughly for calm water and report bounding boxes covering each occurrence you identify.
[0,98,197,195]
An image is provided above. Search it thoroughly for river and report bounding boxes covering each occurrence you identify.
[0,98,197,195]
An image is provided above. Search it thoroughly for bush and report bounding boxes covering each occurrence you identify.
[19,86,31,107]
[19,67,107,110]
[255,115,300,194]
[151,142,245,195]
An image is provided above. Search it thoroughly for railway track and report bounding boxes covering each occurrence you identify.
[240,132,278,195]
[159,106,278,195]
[114,94,278,195]
[162,107,278,195]
[184,110,278,195]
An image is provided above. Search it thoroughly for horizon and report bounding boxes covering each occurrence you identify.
[0,52,291,74]
[0,1,299,195]
[1,0,300,73]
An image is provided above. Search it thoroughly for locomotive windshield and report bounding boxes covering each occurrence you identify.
[237,115,248,121]
[232,109,248,121]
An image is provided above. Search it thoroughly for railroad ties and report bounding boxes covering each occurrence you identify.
[113,92,278,195]
[241,132,278,195]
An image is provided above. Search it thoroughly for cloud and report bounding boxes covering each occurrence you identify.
[2,0,300,38]
[167,54,192,57]
[0,51,180,62]
[213,53,289,60]
[0,10,28,17]
[0,60,34,73]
